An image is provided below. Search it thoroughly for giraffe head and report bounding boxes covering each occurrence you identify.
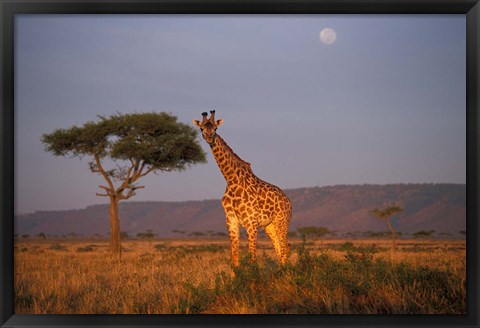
[193,110,224,144]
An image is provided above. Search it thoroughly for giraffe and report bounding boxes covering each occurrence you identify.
[193,111,292,267]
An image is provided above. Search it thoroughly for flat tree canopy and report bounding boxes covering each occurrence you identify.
[42,112,206,173]
[42,112,207,259]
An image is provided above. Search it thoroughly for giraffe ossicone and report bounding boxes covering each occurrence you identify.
[193,111,292,267]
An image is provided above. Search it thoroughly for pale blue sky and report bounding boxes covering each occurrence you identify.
[15,15,466,214]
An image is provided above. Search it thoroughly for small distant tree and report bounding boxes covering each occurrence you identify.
[42,112,206,260]
[120,231,129,240]
[37,232,46,239]
[413,230,435,239]
[137,229,157,244]
[370,204,404,250]
[21,234,30,239]
[297,226,331,240]
[365,231,391,239]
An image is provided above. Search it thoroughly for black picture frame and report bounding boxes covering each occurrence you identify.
[1,0,478,327]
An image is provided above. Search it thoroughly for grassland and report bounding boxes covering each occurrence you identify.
[14,238,466,314]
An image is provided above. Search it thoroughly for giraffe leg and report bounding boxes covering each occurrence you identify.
[274,205,292,265]
[275,224,289,265]
[246,224,259,263]
[225,215,240,267]
[264,223,282,261]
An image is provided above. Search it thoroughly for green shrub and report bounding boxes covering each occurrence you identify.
[175,282,217,314]
[49,244,67,251]
[168,235,465,314]
[77,245,96,252]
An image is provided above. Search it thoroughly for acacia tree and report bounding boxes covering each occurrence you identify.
[370,204,404,250]
[42,112,206,260]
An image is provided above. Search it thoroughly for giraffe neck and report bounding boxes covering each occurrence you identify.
[209,134,251,184]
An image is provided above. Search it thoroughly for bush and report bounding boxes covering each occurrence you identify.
[297,226,331,239]
[173,235,465,314]
[49,244,67,251]
[175,282,217,314]
[77,245,96,252]
[337,242,382,254]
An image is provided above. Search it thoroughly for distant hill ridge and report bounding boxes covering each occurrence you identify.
[15,183,466,238]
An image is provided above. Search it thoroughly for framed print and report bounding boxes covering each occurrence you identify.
[1,0,479,327]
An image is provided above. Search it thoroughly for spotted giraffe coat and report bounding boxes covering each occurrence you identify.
[194,111,291,267]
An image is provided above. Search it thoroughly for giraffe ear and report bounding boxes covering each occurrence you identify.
[192,119,202,127]
[216,119,224,127]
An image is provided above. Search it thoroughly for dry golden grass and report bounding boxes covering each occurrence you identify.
[14,238,466,314]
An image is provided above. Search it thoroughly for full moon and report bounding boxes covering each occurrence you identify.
[319,28,337,45]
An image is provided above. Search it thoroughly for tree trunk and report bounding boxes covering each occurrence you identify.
[109,197,122,261]
[386,219,397,250]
